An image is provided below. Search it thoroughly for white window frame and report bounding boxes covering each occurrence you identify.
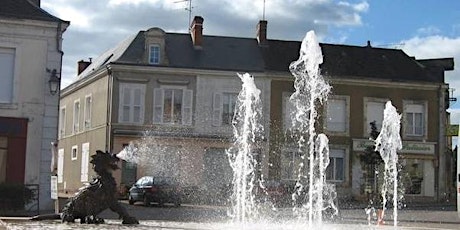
[118,83,146,124]
[149,44,160,64]
[59,106,66,139]
[71,145,78,161]
[153,86,193,126]
[0,47,16,104]
[81,142,90,182]
[84,94,92,130]
[325,95,349,135]
[73,99,80,134]
[326,147,348,182]
[403,100,427,138]
[363,97,388,136]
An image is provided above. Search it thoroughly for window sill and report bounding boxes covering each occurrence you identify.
[0,103,18,109]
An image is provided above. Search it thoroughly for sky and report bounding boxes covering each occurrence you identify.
[42,0,460,122]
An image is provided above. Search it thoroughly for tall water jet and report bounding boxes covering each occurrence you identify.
[288,30,336,225]
[374,101,402,226]
[227,73,263,223]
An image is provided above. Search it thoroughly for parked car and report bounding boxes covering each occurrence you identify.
[128,176,181,207]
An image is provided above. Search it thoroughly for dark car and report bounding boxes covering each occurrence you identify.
[128,176,181,207]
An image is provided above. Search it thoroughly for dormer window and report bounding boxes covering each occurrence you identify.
[149,44,160,64]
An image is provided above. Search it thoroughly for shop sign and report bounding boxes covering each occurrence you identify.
[353,139,435,154]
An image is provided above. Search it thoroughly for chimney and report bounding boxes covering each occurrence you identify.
[29,0,41,7]
[77,59,91,75]
[190,16,204,48]
[257,20,267,45]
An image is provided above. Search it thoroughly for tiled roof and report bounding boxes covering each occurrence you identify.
[0,0,67,23]
[75,29,449,84]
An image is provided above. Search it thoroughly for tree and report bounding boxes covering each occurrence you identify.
[359,121,383,203]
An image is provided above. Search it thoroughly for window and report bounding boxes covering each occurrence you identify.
[81,143,89,182]
[71,145,78,161]
[404,102,425,137]
[73,100,80,134]
[280,148,302,180]
[0,47,15,103]
[153,87,193,125]
[402,159,424,195]
[119,83,145,124]
[59,107,66,138]
[149,45,160,64]
[326,96,349,133]
[365,98,386,135]
[212,92,238,126]
[84,95,92,129]
[282,92,296,131]
[326,148,345,182]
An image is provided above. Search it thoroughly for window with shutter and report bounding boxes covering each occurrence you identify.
[0,47,15,103]
[153,87,193,126]
[326,98,347,133]
[404,102,425,136]
[365,99,386,135]
[119,83,145,124]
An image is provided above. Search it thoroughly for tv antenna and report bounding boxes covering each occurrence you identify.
[262,0,266,20]
[174,0,193,30]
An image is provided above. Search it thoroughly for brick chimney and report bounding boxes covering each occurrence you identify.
[190,16,204,48]
[257,20,267,45]
[28,0,41,7]
[77,59,91,75]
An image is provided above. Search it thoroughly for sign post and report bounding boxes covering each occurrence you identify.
[51,175,58,214]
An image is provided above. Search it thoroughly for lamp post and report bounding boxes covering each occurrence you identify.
[48,69,60,95]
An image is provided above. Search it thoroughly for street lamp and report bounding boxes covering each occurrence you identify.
[48,69,60,95]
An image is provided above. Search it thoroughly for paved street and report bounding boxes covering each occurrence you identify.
[1,201,459,229]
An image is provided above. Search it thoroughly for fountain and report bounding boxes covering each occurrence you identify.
[227,73,263,224]
[374,101,403,226]
[288,30,337,225]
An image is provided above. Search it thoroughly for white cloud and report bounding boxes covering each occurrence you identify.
[416,26,441,36]
[400,35,460,109]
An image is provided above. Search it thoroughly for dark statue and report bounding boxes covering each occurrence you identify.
[32,150,139,224]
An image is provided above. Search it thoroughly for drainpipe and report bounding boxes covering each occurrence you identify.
[438,84,447,201]
[106,65,113,152]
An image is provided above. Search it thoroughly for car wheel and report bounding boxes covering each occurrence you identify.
[143,196,150,207]
[128,195,134,205]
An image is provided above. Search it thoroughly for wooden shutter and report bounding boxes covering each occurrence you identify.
[153,88,164,123]
[57,149,64,183]
[212,93,222,126]
[182,89,193,125]
[81,143,90,182]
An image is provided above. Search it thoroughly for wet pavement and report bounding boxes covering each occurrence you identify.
[1,201,459,229]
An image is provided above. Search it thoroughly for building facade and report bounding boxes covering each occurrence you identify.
[0,0,69,211]
[58,16,453,203]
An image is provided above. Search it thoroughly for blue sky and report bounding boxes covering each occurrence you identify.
[42,0,460,117]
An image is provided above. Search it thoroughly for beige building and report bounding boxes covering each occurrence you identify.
[59,16,454,203]
[0,0,69,211]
